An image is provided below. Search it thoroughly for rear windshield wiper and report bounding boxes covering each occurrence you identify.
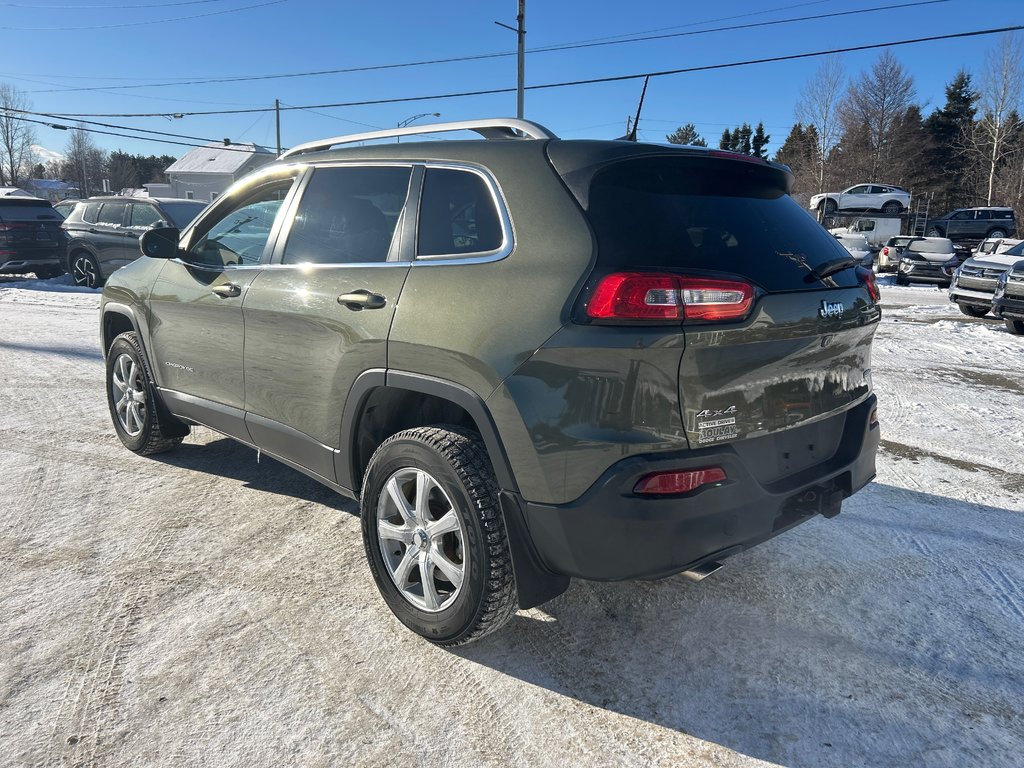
[808,257,858,281]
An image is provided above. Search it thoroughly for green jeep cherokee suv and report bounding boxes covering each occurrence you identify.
[100,119,881,645]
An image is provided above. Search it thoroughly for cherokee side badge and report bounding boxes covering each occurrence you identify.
[818,300,844,319]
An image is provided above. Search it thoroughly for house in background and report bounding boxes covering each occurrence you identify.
[163,142,275,202]
[0,187,35,197]
[23,179,80,202]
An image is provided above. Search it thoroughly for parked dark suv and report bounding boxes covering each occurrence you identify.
[926,206,1016,244]
[63,196,206,287]
[0,197,66,279]
[99,119,881,645]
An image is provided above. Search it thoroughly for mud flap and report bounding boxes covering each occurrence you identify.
[499,490,570,609]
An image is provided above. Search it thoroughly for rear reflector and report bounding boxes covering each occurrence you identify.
[634,467,727,495]
[586,272,754,322]
[869,407,879,427]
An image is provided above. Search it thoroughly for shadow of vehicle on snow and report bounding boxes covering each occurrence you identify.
[457,482,1024,768]
[150,436,356,514]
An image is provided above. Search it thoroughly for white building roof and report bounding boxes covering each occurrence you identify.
[165,142,274,175]
[0,187,35,197]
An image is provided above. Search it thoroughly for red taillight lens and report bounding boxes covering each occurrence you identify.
[586,273,754,323]
[587,272,681,320]
[634,467,727,495]
[881,246,889,256]
[856,266,880,302]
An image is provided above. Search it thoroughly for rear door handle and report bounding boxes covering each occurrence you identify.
[212,283,242,298]
[337,290,386,310]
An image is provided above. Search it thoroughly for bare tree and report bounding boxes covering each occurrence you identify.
[838,50,916,181]
[0,83,36,187]
[795,56,845,193]
[970,33,1024,205]
[57,125,106,197]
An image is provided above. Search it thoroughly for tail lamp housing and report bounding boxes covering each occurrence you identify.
[585,272,755,323]
[634,467,727,495]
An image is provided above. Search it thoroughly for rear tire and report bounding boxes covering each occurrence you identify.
[958,304,989,318]
[1005,319,1024,335]
[881,201,902,214]
[360,426,518,646]
[926,228,942,237]
[988,229,1007,239]
[106,332,188,454]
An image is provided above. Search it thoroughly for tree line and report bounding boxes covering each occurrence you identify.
[667,34,1024,216]
[0,86,176,195]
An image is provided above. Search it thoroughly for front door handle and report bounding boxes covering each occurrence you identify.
[337,290,386,310]
[212,283,242,299]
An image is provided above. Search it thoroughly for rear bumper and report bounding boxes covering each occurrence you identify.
[0,255,64,275]
[523,395,879,581]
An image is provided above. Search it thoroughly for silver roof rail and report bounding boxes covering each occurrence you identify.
[279,118,558,159]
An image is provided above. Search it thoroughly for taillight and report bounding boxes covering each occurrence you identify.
[634,467,727,495]
[881,246,889,257]
[856,266,880,302]
[585,272,755,323]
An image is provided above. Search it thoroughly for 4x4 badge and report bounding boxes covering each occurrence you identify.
[818,300,844,319]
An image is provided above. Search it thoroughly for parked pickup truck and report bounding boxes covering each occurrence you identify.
[830,217,902,251]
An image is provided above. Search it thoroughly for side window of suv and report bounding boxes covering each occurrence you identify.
[81,202,101,224]
[951,211,972,220]
[97,202,127,226]
[130,203,162,228]
[282,165,412,265]
[187,180,293,267]
[418,167,504,257]
[975,209,992,220]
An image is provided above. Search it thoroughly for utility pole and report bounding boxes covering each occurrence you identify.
[275,99,281,156]
[495,1,526,119]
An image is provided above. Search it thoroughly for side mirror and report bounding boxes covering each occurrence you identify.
[140,226,181,259]
[149,219,169,229]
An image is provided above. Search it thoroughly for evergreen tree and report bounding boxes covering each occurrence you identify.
[923,70,978,209]
[751,122,770,158]
[737,123,753,155]
[665,123,707,146]
[719,128,733,150]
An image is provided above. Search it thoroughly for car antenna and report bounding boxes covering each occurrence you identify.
[617,75,650,142]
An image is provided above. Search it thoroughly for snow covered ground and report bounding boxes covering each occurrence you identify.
[1,274,1022,767]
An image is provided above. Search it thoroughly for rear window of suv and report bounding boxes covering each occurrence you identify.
[0,204,60,222]
[583,156,857,291]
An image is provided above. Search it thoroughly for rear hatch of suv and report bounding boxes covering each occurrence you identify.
[0,198,65,267]
[549,144,880,456]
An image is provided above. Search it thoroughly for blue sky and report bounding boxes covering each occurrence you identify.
[2,0,1022,160]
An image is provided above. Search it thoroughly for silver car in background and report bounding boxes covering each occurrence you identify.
[810,184,911,216]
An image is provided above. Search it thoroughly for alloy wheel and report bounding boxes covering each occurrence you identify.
[376,468,466,612]
[72,255,97,288]
[111,352,147,437]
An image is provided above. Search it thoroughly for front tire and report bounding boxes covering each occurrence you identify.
[819,198,838,215]
[896,272,909,285]
[72,251,103,288]
[360,426,518,646]
[1005,318,1024,335]
[106,332,188,454]
[958,304,988,318]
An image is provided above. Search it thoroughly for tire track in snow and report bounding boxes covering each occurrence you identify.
[979,563,1024,624]
[49,530,169,767]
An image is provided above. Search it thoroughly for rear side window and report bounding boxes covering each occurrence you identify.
[585,156,857,291]
[417,168,503,257]
[283,165,411,265]
[81,202,102,224]
[976,210,992,220]
[995,210,1014,220]
[97,202,127,226]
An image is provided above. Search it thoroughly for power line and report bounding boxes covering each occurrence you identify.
[43,24,1024,120]
[23,0,948,94]
[0,0,287,30]
[7,114,268,153]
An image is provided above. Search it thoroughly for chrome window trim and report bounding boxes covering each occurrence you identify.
[412,161,515,265]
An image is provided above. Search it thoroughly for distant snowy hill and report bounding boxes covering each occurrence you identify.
[31,145,64,165]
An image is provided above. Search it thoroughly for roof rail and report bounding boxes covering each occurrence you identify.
[279,118,558,159]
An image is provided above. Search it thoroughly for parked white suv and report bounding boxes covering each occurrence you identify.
[810,184,910,216]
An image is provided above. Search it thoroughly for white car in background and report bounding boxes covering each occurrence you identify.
[810,184,911,216]
[833,232,873,269]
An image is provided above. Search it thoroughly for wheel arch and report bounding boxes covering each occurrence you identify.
[338,370,518,495]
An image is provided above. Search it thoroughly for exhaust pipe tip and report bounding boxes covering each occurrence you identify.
[681,561,724,582]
